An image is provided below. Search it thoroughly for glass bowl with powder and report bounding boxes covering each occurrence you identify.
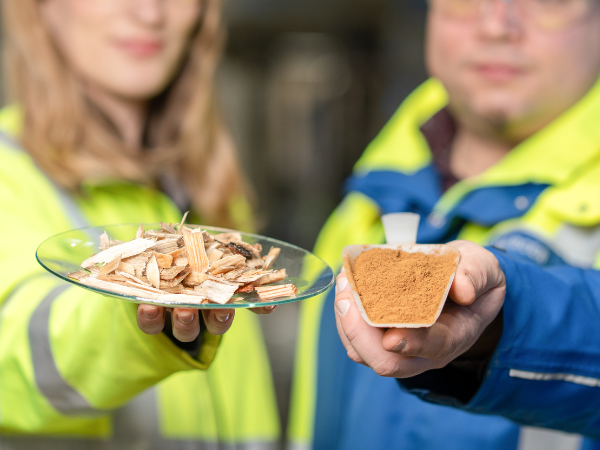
[342,243,459,328]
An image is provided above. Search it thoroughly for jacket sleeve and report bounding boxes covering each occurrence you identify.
[398,248,600,439]
[0,150,218,435]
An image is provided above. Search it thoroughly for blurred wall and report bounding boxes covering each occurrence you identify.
[218,0,428,444]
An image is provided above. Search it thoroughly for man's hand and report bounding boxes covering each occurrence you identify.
[136,304,277,342]
[334,240,505,378]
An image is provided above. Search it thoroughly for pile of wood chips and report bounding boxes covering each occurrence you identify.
[68,214,298,305]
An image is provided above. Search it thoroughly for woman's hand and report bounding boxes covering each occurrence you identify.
[137,304,277,342]
[334,240,506,378]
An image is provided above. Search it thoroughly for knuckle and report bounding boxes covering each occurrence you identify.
[371,356,403,378]
[344,325,362,344]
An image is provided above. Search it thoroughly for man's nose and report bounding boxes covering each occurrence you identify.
[478,0,523,41]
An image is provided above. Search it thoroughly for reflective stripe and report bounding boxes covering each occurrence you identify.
[0,129,88,229]
[286,443,310,450]
[0,437,278,450]
[517,427,582,450]
[510,369,600,387]
[553,223,600,268]
[0,273,51,423]
[28,283,97,416]
[0,129,20,150]
[113,387,279,450]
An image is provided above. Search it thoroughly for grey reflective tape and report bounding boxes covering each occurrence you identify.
[0,273,52,424]
[510,369,600,387]
[29,283,98,416]
[0,129,20,151]
[553,223,600,268]
[54,187,89,229]
[0,129,89,229]
[286,443,310,450]
[112,387,279,450]
[0,436,278,450]
[517,426,582,450]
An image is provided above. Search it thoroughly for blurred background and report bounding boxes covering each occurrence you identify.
[217,0,428,441]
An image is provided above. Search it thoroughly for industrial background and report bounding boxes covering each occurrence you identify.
[218,0,428,443]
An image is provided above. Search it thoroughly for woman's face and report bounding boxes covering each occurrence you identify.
[40,0,202,100]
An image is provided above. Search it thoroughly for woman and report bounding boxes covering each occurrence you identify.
[0,0,279,448]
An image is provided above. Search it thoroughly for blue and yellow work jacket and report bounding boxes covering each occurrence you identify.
[288,78,600,450]
[0,107,280,449]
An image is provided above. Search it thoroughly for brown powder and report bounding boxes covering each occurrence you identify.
[353,248,457,325]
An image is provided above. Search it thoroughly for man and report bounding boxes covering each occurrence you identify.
[289,0,600,448]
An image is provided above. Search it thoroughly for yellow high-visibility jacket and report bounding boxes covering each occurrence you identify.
[0,106,280,449]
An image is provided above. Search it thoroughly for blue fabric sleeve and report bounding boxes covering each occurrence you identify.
[399,248,600,439]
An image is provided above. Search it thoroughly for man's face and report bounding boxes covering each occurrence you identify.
[426,0,600,141]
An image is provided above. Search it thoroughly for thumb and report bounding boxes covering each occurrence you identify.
[447,241,505,306]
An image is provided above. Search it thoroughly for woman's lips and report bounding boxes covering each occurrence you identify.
[473,63,525,82]
[114,39,164,57]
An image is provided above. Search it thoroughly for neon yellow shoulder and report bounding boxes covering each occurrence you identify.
[353,78,447,175]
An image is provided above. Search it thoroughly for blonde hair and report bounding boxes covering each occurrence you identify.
[2,0,248,228]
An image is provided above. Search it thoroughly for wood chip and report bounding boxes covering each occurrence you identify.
[161,265,186,280]
[146,254,160,288]
[182,228,209,273]
[262,247,281,270]
[193,279,238,304]
[136,223,145,239]
[68,270,90,281]
[210,255,245,272]
[207,248,224,264]
[80,277,160,299]
[213,232,242,244]
[236,284,255,294]
[159,267,191,288]
[160,222,178,234]
[177,211,189,233]
[255,269,287,286]
[117,261,136,276]
[99,254,122,277]
[255,284,298,300]
[149,239,180,254]
[98,274,131,283]
[100,231,110,251]
[234,269,272,283]
[152,251,173,269]
[81,238,156,268]
[183,271,208,287]
[117,270,152,286]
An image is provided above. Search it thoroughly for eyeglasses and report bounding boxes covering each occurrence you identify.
[429,0,598,31]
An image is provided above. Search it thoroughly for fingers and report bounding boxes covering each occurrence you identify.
[448,240,506,306]
[137,305,166,335]
[202,309,235,335]
[381,302,475,361]
[250,305,278,315]
[335,272,365,365]
[171,308,201,342]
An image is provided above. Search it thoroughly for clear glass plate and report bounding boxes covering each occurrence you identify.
[36,223,334,309]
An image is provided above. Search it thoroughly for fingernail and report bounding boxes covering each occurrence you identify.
[264,305,276,311]
[393,339,407,353]
[177,313,194,325]
[336,299,350,316]
[216,313,231,323]
[335,277,348,294]
[143,308,159,319]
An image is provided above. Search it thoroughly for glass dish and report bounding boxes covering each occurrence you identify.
[36,223,334,309]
